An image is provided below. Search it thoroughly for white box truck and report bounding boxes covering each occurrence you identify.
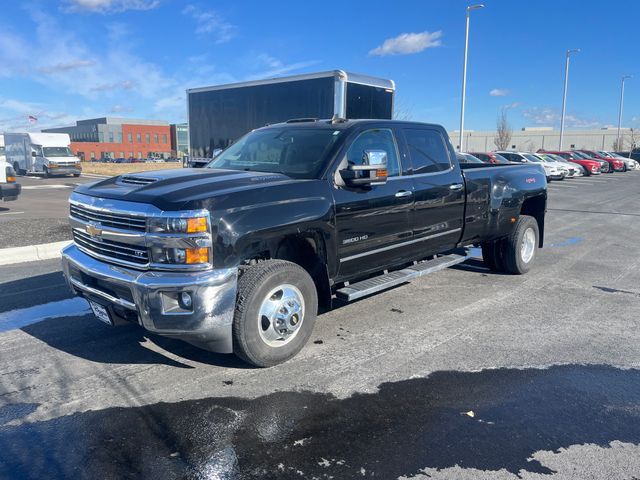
[0,134,21,201]
[5,132,82,177]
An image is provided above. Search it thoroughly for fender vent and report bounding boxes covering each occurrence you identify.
[121,176,157,185]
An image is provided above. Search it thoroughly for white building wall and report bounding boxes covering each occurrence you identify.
[449,128,633,152]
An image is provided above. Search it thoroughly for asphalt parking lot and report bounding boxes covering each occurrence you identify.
[1,172,640,479]
[0,174,99,248]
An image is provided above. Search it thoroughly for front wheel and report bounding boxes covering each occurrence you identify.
[503,215,539,274]
[233,260,318,367]
[43,166,50,178]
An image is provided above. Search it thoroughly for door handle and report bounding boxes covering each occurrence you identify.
[449,183,464,191]
[395,190,413,198]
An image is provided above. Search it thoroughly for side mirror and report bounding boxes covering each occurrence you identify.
[212,148,222,158]
[340,149,389,187]
[32,151,37,157]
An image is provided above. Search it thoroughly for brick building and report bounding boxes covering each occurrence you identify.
[43,117,172,161]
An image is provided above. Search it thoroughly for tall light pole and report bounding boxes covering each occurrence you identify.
[617,75,632,149]
[459,3,485,152]
[559,48,580,150]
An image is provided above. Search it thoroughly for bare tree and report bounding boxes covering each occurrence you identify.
[393,98,413,121]
[625,128,639,152]
[494,108,512,150]
[612,137,624,151]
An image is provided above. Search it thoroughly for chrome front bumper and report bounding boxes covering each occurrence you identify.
[61,244,238,353]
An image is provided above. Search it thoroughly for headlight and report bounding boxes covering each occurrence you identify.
[151,247,210,265]
[148,216,208,233]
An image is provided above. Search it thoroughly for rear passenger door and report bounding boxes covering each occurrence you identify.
[399,127,465,256]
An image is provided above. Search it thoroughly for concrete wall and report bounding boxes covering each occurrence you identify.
[449,128,635,152]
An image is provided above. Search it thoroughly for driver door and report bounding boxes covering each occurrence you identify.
[332,126,414,280]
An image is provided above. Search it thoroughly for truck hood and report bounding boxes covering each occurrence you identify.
[74,168,303,210]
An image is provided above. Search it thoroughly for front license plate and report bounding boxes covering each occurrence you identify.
[88,300,113,326]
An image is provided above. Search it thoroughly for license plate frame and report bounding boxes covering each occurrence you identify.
[88,300,113,326]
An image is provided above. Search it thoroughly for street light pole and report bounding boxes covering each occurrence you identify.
[559,48,580,150]
[617,75,632,150]
[459,4,485,152]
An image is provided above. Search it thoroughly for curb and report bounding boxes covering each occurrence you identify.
[0,240,71,266]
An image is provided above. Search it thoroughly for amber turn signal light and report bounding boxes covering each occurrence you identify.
[185,247,209,264]
[187,217,208,233]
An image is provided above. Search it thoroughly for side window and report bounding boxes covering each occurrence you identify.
[403,128,451,174]
[346,128,401,177]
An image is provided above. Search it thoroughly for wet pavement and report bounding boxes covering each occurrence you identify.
[2,364,640,479]
[1,173,640,479]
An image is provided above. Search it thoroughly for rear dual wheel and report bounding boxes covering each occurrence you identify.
[482,215,539,275]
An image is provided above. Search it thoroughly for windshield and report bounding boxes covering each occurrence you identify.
[549,154,568,163]
[524,154,542,163]
[492,153,510,164]
[207,127,343,179]
[597,150,612,157]
[43,147,74,157]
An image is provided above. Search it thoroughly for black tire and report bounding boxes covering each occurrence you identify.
[502,215,539,274]
[482,239,507,272]
[13,163,25,176]
[43,166,50,178]
[233,259,318,367]
[73,173,80,177]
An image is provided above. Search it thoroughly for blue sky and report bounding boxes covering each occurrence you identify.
[1,0,638,133]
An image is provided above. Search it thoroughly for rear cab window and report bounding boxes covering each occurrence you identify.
[401,128,452,174]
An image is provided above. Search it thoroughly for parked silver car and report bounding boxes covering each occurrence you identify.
[538,153,582,177]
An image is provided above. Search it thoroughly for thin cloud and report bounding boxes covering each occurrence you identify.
[110,104,134,113]
[62,0,160,14]
[523,106,600,128]
[38,59,96,74]
[490,88,509,97]
[182,5,235,43]
[249,54,321,79]
[369,31,442,57]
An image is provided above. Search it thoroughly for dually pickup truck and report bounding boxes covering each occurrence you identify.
[62,119,547,366]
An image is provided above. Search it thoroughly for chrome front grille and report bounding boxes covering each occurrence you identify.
[73,229,149,265]
[70,203,146,232]
[121,176,157,185]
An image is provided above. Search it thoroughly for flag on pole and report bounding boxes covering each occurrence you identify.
[28,115,38,124]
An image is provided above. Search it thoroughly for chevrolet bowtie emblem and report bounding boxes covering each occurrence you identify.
[86,223,103,238]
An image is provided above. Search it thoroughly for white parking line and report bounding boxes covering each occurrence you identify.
[0,211,24,216]
[548,184,578,188]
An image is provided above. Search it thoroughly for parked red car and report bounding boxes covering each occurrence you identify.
[468,152,511,164]
[539,150,601,176]
[577,150,625,172]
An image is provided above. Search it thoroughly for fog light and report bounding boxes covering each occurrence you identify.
[179,292,193,309]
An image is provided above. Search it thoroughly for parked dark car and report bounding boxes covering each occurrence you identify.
[456,153,484,164]
[468,152,511,164]
[62,119,547,366]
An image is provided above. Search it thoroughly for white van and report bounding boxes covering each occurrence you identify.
[0,134,21,201]
[4,132,82,177]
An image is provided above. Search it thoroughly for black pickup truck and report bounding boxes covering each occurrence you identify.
[62,119,547,366]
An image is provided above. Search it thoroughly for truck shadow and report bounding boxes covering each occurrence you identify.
[20,317,247,369]
[1,270,248,369]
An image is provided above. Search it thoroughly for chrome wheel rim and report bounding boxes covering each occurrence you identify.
[520,228,536,264]
[257,284,305,348]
